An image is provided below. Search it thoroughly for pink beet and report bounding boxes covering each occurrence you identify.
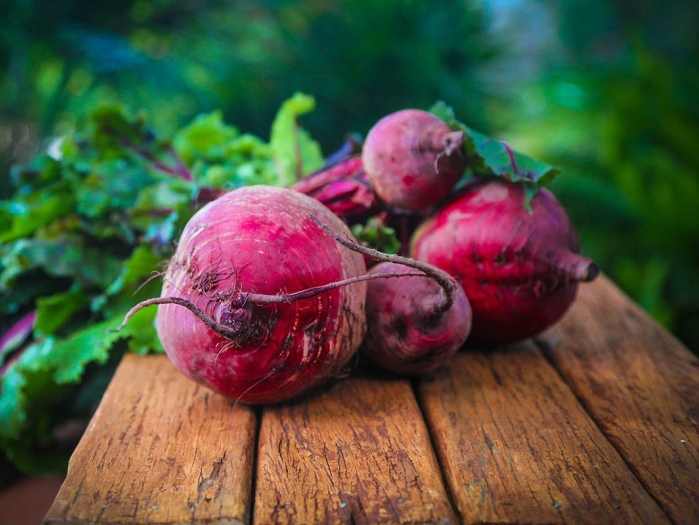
[410,178,599,344]
[117,186,368,404]
[362,109,466,211]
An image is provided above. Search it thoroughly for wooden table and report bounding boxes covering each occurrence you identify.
[43,276,699,524]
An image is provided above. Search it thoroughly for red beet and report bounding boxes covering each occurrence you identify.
[119,186,368,404]
[362,262,471,374]
[362,109,466,211]
[312,219,472,375]
[410,178,599,344]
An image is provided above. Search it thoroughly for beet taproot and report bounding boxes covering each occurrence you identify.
[361,262,471,374]
[362,109,466,211]
[410,178,598,344]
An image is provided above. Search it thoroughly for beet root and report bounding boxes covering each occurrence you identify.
[311,217,472,375]
[410,178,599,344]
[362,109,466,211]
[151,186,367,404]
[362,262,472,375]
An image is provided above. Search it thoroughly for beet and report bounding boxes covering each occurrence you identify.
[362,262,472,375]
[311,218,472,375]
[410,178,599,344]
[362,109,466,211]
[119,186,368,404]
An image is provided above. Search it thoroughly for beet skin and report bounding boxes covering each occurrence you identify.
[411,178,598,344]
[362,262,472,375]
[362,109,466,211]
[156,186,367,404]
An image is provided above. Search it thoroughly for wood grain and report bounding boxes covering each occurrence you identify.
[254,375,457,524]
[41,274,699,525]
[43,354,257,525]
[538,275,699,525]
[416,341,670,525]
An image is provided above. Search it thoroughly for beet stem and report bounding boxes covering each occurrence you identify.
[502,142,520,175]
[442,130,465,157]
[434,131,465,176]
[110,296,242,339]
[310,215,458,315]
[111,272,427,339]
[241,271,428,304]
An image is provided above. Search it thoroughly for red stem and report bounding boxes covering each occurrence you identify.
[111,271,428,337]
[121,138,193,181]
[502,142,520,175]
[310,215,459,315]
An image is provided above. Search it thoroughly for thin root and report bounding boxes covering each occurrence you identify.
[309,214,458,314]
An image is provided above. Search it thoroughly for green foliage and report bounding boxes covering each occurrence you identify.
[0,97,322,474]
[432,101,560,208]
[351,218,401,256]
[2,0,698,478]
[0,0,496,170]
[269,93,324,186]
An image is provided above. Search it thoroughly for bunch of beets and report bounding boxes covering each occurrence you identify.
[118,109,599,404]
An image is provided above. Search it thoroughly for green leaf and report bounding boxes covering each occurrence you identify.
[122,305,163,355]
[85,105,193,181]
[35,288,90,336]
[269,92,324,185]
[0,315,128,474]
[49,317,126,383]
[351,217,401,254]
[467,128,561,186]
[73,161,156,219]
[0,318,123,438]
[430,101,560,208]
[0,181,74,243]
[173,111,240,166]
[105,244,166,297]
[0,236,123,291]
[88,106,150,160]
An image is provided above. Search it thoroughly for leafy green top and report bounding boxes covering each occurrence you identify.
[0,93,322,474]
[430,101,560,209]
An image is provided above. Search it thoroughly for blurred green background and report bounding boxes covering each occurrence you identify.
[1,0,698,352]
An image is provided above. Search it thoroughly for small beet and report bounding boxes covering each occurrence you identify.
[362,262,472,375]
[362,109,466,211]
[313,219,472,375]
[410,178,599,344]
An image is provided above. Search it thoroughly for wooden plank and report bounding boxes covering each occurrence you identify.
[43,354,257,525]
[538,275,699,525]
[253,375,457,524]
[417,342,670,525]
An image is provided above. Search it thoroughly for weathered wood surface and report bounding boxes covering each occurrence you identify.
[538,276,699,525]
[418,342,669,524]
[43,354,257,525]
[43,275,699,524]
[254,376,456,524]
